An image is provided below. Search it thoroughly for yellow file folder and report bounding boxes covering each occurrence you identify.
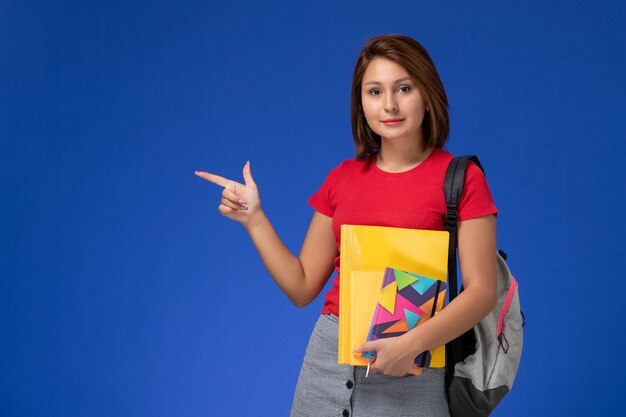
[338,224,450,368]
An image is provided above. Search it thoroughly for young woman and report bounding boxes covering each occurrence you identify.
[196,35,498,417]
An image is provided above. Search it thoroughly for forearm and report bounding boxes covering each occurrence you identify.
[243,211,312,307]
[197,164,333,307]
[403,284,496,357]
[404,215,498,358]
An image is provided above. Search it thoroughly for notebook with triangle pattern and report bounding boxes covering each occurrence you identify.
[360,267,447,367]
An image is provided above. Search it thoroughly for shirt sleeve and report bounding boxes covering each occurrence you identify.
[308,164,342,217]
[457,161,498,221]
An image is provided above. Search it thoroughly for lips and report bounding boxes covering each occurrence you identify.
[382,118,404,126]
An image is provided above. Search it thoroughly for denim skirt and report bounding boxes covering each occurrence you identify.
[290,314,450,417]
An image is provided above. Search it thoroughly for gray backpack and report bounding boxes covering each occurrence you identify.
[444,156,524,417]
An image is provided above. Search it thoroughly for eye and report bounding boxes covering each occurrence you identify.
[368,89,382,96]
[398,86,411,93]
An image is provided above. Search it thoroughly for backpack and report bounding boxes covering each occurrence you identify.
[443,155,524,417]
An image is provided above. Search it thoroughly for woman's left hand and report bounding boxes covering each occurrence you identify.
[354,335,421,377]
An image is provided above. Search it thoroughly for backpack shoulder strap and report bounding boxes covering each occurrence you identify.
[444,155,483,301]
[444,155,483,370]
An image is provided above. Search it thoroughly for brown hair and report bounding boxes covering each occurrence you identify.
[351,35,450,160]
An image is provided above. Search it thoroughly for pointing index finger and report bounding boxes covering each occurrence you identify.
[194,171,242,190]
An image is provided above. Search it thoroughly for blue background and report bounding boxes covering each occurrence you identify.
[2,0,625,416]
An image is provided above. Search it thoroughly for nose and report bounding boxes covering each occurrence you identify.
[384,93,398,113]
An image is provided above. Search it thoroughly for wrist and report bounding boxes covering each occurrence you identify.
[403,328,427,359]
[243,209,267,233]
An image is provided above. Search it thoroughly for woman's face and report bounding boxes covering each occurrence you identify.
[361,57,426,145]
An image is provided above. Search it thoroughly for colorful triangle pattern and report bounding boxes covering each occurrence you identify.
[395,270,418,290]
[404,309,421,330]
[362,267,447,368]
[378,281,397,314]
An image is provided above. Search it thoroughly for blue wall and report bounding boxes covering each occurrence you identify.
[2,1,625,415]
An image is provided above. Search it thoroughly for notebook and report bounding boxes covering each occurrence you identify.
[360,267,447,368]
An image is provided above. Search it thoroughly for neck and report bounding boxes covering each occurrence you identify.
[376,138,433,173]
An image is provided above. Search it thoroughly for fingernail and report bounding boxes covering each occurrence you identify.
[239,199,247,204]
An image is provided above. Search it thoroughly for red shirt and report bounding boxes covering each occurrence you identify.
[308,148,498,316]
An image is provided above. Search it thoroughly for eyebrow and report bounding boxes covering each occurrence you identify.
[364,77,413,86]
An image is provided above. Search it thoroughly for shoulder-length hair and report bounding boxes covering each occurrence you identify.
[351,35,450,160]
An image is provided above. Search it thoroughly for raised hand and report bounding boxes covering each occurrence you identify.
[195,161,261,226]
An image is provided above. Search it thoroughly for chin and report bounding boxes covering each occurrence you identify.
[379,131,414,142]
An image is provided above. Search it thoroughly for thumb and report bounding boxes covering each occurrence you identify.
[242,161,256,188]
[354,341,378,354]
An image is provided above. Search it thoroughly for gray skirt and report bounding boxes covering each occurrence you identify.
[290,314,450,417]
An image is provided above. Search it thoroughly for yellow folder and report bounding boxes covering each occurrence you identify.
[338,224,450,368]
